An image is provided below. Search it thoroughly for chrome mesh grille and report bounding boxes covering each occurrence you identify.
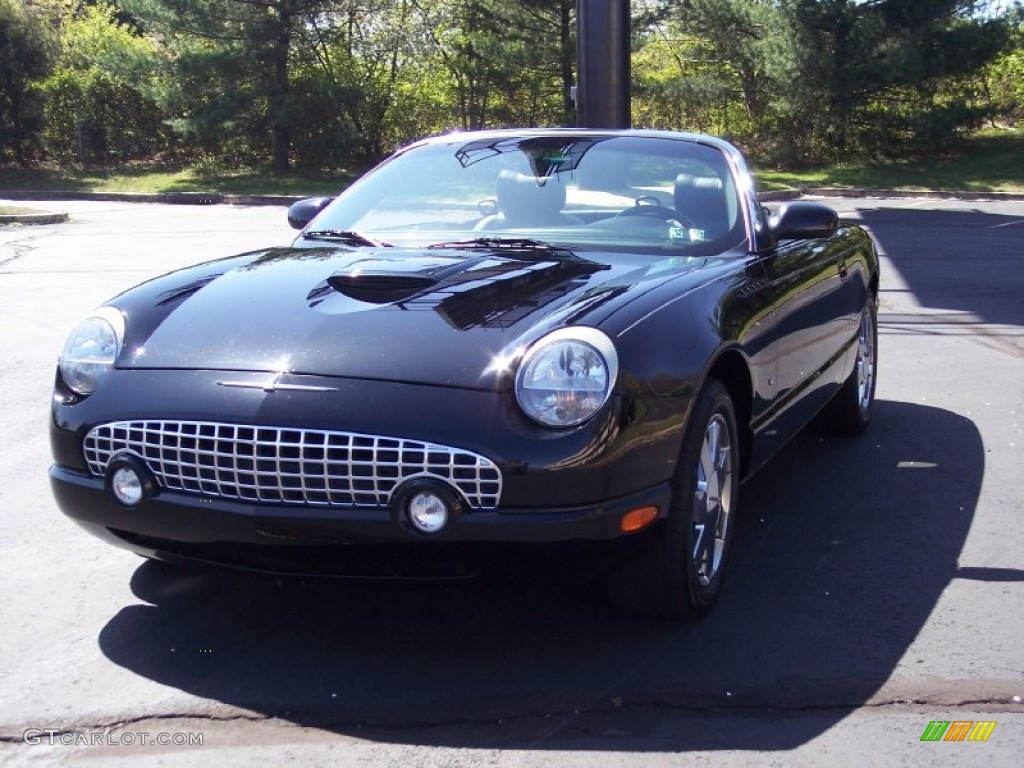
[83,421,502,510]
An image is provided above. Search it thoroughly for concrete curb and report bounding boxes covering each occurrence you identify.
[0,211,70,225]
[0,189,303,207]
[758,187,1024,202]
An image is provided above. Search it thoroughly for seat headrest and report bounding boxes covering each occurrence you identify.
[496,171,568,226]
[674,173,730,239]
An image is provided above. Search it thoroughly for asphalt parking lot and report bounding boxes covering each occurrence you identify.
[0,196,1021,766]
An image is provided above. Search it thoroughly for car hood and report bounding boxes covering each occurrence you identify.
[118,246,710,389]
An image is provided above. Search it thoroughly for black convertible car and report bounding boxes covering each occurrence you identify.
[50,129,879,618]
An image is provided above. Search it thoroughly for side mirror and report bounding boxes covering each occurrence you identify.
[768,202,839,241]
[287,197,333,230]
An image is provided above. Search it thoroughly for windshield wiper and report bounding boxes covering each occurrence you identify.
[301,229,393,247]
[427,237,572,254]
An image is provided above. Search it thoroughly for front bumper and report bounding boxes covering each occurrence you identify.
[51,368,687,577]
[51,465,671,577]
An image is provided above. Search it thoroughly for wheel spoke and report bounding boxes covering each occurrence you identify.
[692,522,710,570]
[715,442,730,475]
[706,419,720,459]
[699,434,715,482]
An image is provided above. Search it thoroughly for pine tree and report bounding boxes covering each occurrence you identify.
[780,0,1011,159]
[122,0,337,173]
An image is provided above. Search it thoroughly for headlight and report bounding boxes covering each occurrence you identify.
[515,327,618,427]
[58,307,125,395]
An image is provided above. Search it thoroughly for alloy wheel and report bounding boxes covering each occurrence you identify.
[691,413,733,587]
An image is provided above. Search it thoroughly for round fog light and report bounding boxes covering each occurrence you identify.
[407,490,449,534]
[105,454,156,507]
[111,466,143,506]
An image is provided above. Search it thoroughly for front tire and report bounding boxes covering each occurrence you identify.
[606,379,740,619]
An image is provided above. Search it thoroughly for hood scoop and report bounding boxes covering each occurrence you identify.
[327,271,437,303]
[324,255,485,304]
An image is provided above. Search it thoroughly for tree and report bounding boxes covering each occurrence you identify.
[984,2,1024,125]
[411,0,575,130]
[779,0,1011,160]
[29,1,575,170]
[0,0,57,162]
[633,0,1014,161]
[507,0,576,124]
[293,0,428,165]
[122,0,338,173]
[38,1,167,163]
[633,0,788,146]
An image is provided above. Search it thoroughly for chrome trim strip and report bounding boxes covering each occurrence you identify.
[216,381,339,392]
[83,420,502,510]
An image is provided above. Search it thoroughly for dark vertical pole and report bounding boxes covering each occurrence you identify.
[576,0,631,128]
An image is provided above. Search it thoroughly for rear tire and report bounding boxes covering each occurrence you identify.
[605,379,740,619]
[819,296,878,435]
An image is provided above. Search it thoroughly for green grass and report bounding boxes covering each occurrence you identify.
[0,164,349,197]
[756,132,1024,193]
[2,132,1021,196]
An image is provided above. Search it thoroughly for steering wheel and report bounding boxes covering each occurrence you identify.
[616,204,695,228]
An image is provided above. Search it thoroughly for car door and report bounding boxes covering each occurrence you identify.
[756,233,855,442]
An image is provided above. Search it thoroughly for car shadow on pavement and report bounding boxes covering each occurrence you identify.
[97,399,982,751]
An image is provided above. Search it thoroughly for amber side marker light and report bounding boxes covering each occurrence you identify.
[620,506,659,533]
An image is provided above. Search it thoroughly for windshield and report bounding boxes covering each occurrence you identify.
[307,135,748,253]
